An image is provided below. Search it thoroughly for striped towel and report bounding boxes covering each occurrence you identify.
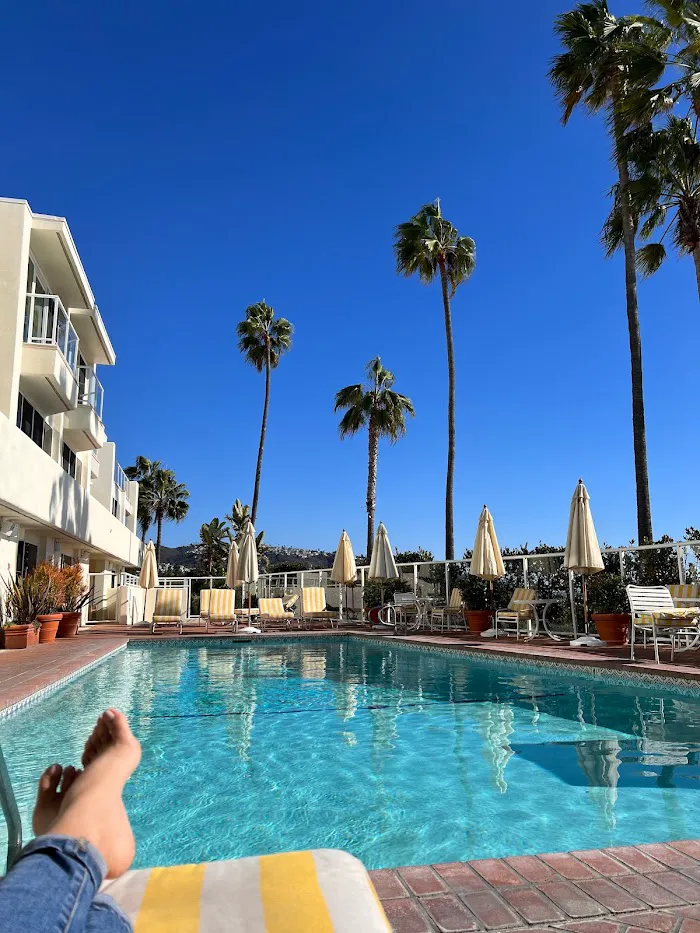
[105,849,390,932]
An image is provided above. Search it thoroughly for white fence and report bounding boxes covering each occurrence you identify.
[95,539,700,624]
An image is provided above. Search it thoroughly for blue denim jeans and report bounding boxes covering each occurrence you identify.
[0,835,132,932]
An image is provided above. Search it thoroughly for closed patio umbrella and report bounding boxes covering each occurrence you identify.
[331,530,357,621]
[470,506,506,631]
[225,539,239,589]
[369,522,399,611]
[139,541,159,623]
[564,479,604,639]
[236,519,260,634]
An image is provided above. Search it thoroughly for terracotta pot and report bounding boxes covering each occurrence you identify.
[37,614,62,644]
[592,613,631,647]
[4,624,35,649]
[57,611,82,638]
[465,609,493,634]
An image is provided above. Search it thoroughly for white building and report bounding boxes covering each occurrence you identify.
[0,198,141,609]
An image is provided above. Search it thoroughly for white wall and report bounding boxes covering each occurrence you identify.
[0,200,30,419]
[0,411,141,567]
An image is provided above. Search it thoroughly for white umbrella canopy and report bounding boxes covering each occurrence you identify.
[369,522,399,611]
[138,541,159,623]
[225,539,239,589]
[564,479,604,638]
[470,506,506,581]
[368,523,399,582]
[236,519,260,634]
[331,530,357,622]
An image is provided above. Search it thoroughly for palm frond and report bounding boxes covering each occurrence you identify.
[637,241,668,274]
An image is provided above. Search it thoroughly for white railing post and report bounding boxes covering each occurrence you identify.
[677,546,686,584]
[619,551,625,582]
[523,556,529,588]
[444,562,450,601]
[413,564,418,595]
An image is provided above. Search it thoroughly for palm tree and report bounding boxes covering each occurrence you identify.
[549,1,670,544]
[199,517,231,575]
[141,468,190,565]
[603,116,700,299]
[394,200,476,560]
[237,302,293,525]
[225,499,251,538]
[334,357,414,559]
[124,456,161,543]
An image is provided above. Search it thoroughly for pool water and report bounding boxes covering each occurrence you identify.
[2,638,700,870]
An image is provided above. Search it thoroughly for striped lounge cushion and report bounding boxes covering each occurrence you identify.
[303,588,332,615]
[499,588,536,619]
[259,598,293,618]
[636,608,700,627]
[200,590,211,618]
[210,589,236,620]
[153,589,183,622]
[668,584,700,606]
[104,849,390,932]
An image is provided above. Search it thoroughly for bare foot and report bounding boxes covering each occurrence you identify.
[34,709,141,879]
[33,764,80,836]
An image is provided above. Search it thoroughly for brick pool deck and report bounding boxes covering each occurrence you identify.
[4,626,700,931]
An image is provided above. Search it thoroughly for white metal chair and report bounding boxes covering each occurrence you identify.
[430,588,465,632]
[626,585,700,663]
[495,588,538,639]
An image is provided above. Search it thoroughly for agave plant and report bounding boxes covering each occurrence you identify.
[32,562,64,614]
[60,565,93,613]
[3,573,53,631]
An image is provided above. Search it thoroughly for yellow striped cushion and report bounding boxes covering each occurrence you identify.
[210,589,236,620]
[303,588,327,614]
[154,589,183,621]
[259,598,293,618]
[508,587,536,610]
[200,590,211,617]
[636,608,700,627]
[104,849,390,932]
[668,584,700,605]
[448,587,463,609]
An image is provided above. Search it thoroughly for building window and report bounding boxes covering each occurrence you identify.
[61,554,75,568]
[16,541,38,578]
[16,393,52,455]
[61,443,81,483]
[112,498,119,517]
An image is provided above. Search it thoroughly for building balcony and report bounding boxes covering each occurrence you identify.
[21,293,79,414]
[68,305,116,366]
[64,369,106,451]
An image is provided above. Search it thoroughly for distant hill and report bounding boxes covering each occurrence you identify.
[158,542,335,575]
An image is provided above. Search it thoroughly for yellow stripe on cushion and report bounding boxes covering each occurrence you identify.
[134,863,206,933]
[259,850,334,932]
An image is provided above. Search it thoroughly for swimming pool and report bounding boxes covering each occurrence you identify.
[2,637,700,870]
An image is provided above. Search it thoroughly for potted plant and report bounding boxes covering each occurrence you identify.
[33,562,64,643]
[58,565,91,637]
[587,573,630,646]
[2,573,51,649]
[460,576,493,634]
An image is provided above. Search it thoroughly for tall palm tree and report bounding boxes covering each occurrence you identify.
[394,200,476,560]
[124,456,161,543]
[141,468,190,565]
[199,517,231,575]
[237,302,293,525]
[334,357,414,559]
[549,1,670,544]
[225,499,251,538]
[603,116,700,299]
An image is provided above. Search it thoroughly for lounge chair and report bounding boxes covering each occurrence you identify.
[283,593,300,614]
[207,589,237,633]
[627,584,700,663]
[668,583,700,607]
[152,589,185,635]
[258,597,297,631]
[431,588,464,632]
[199,588,211,624]
[302,587,338,629]
[494,587,538,639]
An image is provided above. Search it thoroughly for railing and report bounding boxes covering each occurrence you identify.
[111,540,700,624]
[114,462,127,491]
[77,366,104,420]
[24,293,79,372]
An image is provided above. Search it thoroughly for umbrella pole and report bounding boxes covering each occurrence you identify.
[582,574,589,633]
[339,586,344,622]
[568,571,578,639]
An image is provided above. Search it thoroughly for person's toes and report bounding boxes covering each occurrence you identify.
[38,764,62,799]
[60,765,80,796]
[32,764,63,835]
[105,709,137,747]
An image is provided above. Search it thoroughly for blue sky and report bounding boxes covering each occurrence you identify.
[3,0,698,557]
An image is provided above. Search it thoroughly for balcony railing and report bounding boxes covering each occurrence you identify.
[114,462,127,491]
[77,366,104,420]
[24,293,79,372]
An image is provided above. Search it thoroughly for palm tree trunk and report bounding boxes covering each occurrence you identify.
[439,259,456,561]
[155,515,163,567]
[693,246,700,302]
[366,421,379,560]
[251,344,271,525]
[612,91,653,545]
